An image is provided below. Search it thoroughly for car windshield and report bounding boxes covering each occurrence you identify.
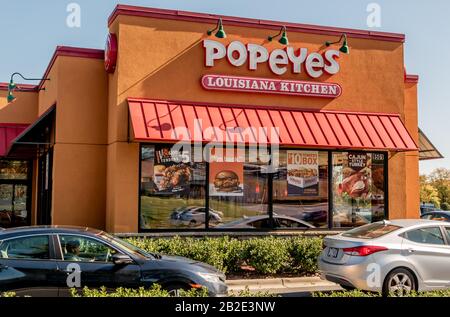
[101,233,160,259]
[342,222,401,239]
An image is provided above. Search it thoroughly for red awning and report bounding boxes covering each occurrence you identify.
[0,124,29,156]
[128,98,417,151]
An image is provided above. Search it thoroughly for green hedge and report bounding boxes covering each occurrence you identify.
[126,236,323,275]
[70,285,275,297]
[313,290,450,297]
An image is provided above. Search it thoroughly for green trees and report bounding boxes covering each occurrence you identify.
[420,168,450,208]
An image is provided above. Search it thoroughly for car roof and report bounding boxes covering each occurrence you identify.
[422,210,450,216]
[385,219,447,228]
[0,225,104,240]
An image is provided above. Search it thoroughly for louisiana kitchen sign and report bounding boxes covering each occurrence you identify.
[202,39,343,98]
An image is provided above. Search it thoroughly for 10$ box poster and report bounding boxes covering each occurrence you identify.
[287,151,319,196]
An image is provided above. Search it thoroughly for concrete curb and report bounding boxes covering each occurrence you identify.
[227,276,342,293]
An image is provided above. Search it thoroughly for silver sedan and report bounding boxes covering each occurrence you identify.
[318,219,450,296]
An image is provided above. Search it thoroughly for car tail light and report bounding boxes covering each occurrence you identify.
[343,245,388,256]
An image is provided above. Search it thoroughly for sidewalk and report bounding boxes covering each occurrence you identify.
[227,276,342,294]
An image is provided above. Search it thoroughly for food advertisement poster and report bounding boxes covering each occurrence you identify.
[209,162,244,197]
[153,147,193,194]
[337,152,371,200]
[287,151,319,196]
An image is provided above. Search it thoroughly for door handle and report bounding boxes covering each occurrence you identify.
[407,248,416,253]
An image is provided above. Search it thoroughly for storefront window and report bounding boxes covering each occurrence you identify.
[139,146,388,231]
[0,160,28,180]
[209,148,269,228]
[0,160,30,228]
[140,145,206,229]
[273,150,328,228]
[332,152,386,228]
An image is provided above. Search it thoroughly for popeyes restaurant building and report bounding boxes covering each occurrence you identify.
[0,5,440,233]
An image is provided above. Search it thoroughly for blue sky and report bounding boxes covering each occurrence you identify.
[0,0,448,174]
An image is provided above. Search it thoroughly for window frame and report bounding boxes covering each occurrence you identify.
[138,143,389,232]
[0,233,55,261]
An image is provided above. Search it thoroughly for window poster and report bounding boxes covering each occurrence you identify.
[337,152,371,199]
[287,151,319,196]
[209,162,244,197]
[153,147,193,194]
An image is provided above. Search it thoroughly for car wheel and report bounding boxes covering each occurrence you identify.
[383,268,416,297]
[189,220,197,226]
[164,283,190,297]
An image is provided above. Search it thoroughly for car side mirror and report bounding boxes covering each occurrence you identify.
[112,253,133,265]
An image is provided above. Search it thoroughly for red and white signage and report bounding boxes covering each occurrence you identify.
[202,74,341,98]
[203,39,341,78]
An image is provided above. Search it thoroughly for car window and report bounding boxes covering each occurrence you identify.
[59,235,117,263]
[249,219,271,229]
[421,214,433,220]
[277,218,308,228]
[0,235,50,260]
[342,222,401,239]
[404,227,445,245]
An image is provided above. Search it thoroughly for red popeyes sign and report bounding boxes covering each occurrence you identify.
[202,74,341,98]
[202,39,343,98]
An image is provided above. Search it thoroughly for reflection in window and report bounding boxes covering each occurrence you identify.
[140,145,206,229]
[0,161,28,180]
[272,150,328,228]
[332,152,386,228]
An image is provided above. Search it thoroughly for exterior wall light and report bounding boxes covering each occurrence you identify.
[7,72,50,103]
[268,26,289,45]
[325,33,350,54]
[207,18,226,38]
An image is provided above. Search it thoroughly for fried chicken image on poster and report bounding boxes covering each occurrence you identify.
[287,151,319,196]
[153,148,192,194]
[337,153,371,199]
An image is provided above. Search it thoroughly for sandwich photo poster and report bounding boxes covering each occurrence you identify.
[209,162,244,197]
[153,147,193,194]
[287,151,319,196]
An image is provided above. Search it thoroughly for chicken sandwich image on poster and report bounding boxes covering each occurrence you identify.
[209,162,244,196]
[287,151,319,196]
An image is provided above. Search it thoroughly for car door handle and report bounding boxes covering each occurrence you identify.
[407,248,416,253]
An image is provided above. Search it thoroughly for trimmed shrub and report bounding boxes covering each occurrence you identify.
[125,235,323,275]
[244,237,290,274]
[288,236,322,274]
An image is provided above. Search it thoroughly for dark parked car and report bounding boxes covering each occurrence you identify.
[421,211,450,222]
[0,226,227,297]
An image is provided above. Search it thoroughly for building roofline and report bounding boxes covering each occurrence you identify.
[37,46,104,90]
[108,5,405,43]
[405,74,419,84]
[0,83,38,92]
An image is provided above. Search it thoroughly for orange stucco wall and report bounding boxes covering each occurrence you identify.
[103,14,418,233]
[0,90,38,123]
[41,56,108,229]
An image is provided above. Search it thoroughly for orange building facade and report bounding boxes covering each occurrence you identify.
[0,5,422,233]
